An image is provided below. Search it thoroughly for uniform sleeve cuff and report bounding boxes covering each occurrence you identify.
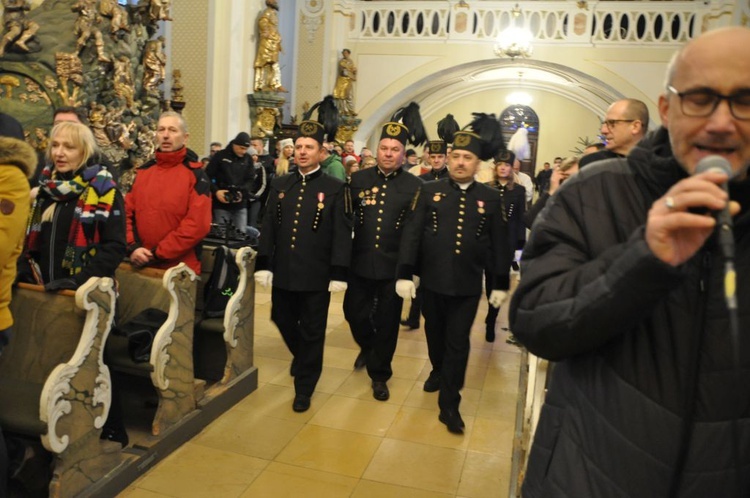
[331,266,348,282]
[396,264,415,280]
[493,273,510,291]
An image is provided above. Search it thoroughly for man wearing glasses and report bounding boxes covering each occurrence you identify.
[511,27,750,497]
[581,98,649,168]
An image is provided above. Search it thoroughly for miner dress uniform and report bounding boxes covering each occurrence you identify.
[398,178,511,414]
[344,164,423,382]
[256,99,352,405]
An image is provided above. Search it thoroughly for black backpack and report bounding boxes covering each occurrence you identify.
[202,245,240,318]
[113,308,168,363]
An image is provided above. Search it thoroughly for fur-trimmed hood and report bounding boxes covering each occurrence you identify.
[0,136,36,178]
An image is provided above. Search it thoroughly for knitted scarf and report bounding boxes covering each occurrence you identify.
[26,164,117,275]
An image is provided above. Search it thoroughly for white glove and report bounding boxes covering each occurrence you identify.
[254,270,273,288]
[395,279,417,300]
[328,280,348,293]
[413,275,420,289]
[488,290,507,309]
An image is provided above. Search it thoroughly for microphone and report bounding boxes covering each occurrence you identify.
[694,155,734,262]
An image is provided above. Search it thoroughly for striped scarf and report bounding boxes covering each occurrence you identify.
[26,164,117,275]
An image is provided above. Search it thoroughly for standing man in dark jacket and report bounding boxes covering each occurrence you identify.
[396,114,512,433]
[343,103,426,402]
[205,132,255,232]
[510,27,750,498]
[254,97,351,413]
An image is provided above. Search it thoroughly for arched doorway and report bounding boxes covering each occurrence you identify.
[500,104,539,176]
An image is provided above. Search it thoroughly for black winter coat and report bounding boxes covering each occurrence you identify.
[27,186,126,287]
[205,146,255,211]
[510,128,750,497]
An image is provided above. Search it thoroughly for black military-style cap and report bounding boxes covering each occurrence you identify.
[427,140,447,155]
[297,95,338,144]
[494,149,516,165]
[297,120,326,144]
[451,131,483,158]
[380,121,411,145]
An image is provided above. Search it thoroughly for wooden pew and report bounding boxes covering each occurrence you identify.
[107,263,198,436]
[0,277,121,498]
[194,246,257,399]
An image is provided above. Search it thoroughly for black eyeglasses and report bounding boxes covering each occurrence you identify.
[667,85,750,120]
[601,119,636,129]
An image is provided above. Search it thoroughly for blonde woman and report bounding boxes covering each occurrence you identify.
[274,137,294,177]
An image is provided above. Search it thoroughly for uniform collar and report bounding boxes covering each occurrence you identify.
[297,166,322,181]
[449,178,475,191]
[376,166,402,179]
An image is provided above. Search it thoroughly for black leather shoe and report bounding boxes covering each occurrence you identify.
[439,410,465,434]
[372,381,390,401]
[423,372,441,393]
[485,323,496,343]
[353,350,367,370]
[292,394,311,412]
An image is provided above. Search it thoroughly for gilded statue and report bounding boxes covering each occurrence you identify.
[148,0,173,23]
[253,0,286,93]
[72,0,110,62]
[99,0,130,37]
[114,56,135,109]
[142,37,166,95]
[333,48,357,116]
[0,0,39,57]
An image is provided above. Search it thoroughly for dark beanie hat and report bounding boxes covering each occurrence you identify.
[233,132,251,147]
[0,113,24,140]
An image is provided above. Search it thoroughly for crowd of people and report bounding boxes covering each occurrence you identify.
[1,25,749,497]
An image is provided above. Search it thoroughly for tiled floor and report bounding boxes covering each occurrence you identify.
[118,286,523,498]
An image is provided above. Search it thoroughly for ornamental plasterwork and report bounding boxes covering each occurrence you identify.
[302,0,325,43]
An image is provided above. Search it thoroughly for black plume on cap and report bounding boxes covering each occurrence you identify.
[436,114,460,144]
[390,102,427,146]
[451,113,502,161]
[299,95,339,144]
[470,113,503,161]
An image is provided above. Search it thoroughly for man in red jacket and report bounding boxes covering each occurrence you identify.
[126,111,211,274]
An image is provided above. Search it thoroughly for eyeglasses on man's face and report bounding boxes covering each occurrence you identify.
[601,119,636,129]
[667,85,750,120]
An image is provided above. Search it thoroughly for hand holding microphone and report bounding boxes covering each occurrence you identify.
[646,155,740,267]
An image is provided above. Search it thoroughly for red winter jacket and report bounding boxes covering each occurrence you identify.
[125,147,212,273]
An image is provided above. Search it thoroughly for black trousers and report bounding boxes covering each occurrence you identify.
[343,274,402,382]
[404,286,423,327]
[484,273,499,328]
[422,290,481,412]
[271,287,331,397]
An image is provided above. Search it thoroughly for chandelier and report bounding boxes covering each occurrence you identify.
[494,27,534,60]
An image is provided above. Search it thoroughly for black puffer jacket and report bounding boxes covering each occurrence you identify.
[510,127,750,498]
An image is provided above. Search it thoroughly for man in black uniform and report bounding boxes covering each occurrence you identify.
[396,114,512,433]
[419,139,449,181]
[344,102,426,402]
[254,97,352,413]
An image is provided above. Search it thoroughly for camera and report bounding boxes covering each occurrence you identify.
[224,186,242,203]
